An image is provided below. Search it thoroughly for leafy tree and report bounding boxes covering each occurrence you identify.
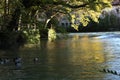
[0,0,113,45]
[0,0,112,31]
[20,0,112,40]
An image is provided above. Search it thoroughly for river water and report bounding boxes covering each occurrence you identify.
[0,32,120,80]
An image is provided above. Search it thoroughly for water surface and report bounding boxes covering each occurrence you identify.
[0,32,120,80]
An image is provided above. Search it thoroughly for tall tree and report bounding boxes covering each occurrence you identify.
[2,0,112,31]
[28,0,112,29]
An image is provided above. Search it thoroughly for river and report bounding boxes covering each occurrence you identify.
[0,32,120,80]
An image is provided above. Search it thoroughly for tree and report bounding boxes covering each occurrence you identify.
[0,0,112,31]
[0,0,113,47]
[21,0,112,40]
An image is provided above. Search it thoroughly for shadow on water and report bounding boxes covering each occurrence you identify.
[0,32,120,80]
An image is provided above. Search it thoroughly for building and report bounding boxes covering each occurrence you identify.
[112,0,120,5]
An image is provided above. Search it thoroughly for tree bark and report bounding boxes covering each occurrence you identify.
[6,7,21,31]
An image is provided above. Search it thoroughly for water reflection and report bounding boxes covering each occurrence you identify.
[70,34,105,64]
[0,32,120,80]
[38,34,107,80]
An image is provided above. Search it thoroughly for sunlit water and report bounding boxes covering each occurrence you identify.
[0,32,120,80]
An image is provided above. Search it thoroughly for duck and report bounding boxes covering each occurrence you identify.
[0,58,4,64]
[112,70,118,75]
[0,58,10,64]
[4,58,10,64]
[33,57,39,63]
[103,69,106,72]
[15,62,22,69]
[13,57,22,63]
[13,57,22,69]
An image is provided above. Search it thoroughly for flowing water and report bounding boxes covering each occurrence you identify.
[0,32,120,80]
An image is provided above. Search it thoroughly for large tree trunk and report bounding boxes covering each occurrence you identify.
[7,7,21,31]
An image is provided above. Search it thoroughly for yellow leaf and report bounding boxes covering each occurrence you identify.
[71,24,79,31]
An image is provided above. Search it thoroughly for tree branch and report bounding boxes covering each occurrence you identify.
[52,1,88,8]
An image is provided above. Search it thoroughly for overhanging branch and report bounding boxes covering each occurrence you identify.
[37,1,89,9]
[52,1,88,8]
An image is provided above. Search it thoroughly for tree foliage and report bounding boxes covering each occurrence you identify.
[0,0,113,44]
[0,0,112,31]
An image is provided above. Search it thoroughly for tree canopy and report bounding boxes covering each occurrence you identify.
[0,0,113,48]
[0,0,112,31]
[23,0,113,30]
